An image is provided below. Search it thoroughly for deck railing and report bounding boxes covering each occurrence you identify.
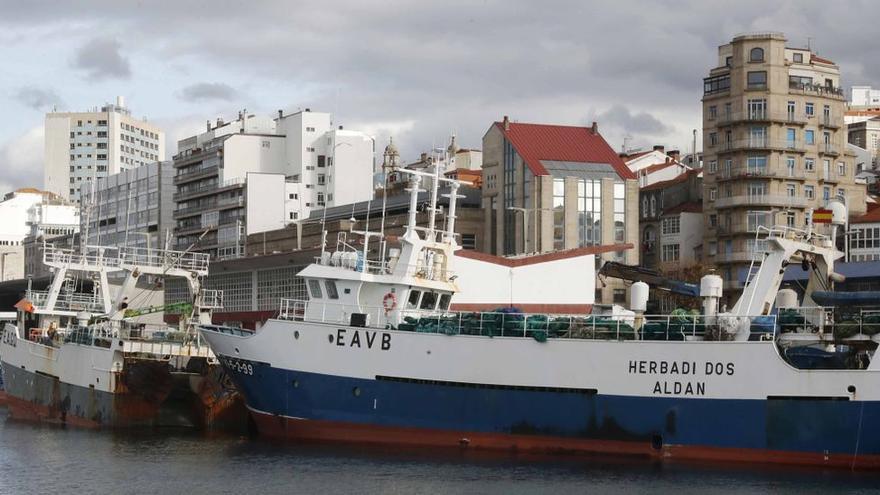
[277,298,775,342]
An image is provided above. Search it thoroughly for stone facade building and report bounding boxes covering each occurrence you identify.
[481,118,638,304]
[701,33,866,293]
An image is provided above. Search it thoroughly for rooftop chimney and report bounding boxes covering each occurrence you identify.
[278,109,283,119]
[206,120,211,132]
[653,145,665,153]
[338,125,343,130]
[305,108,311,112]
[503,115,510,131]
[667,149,681,161]
[116,96,125,108]
[591,121,598,135]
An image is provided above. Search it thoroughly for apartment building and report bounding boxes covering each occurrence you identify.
[44,97,165,203]
[851,86,880,108]
[172,109,374,259]
[701,33,866,293]
[847,116,880,169]
[78,160,175,250]
[481,117,638,304]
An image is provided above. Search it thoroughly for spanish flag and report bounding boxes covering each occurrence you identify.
[813,209,833,224]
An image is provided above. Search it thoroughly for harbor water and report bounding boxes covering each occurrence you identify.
[0,408,878,494]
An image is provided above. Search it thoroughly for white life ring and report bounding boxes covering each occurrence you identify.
[382,292,397,314]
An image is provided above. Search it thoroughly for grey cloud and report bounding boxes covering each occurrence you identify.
[1,0,878,159]
[14,87,63,110]
[179,83,239,102]
[72,37,131,80]
[592,105,673,136]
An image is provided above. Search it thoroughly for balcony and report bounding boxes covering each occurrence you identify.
[715,111,808,127]
[173,201,217,218]
[714,194,808,209]
[788,81,846,100]
[173,181,220,201]
[717,167,777,182]
[174,165,219,185]
[716,138,805,154]
[819,171,841,183]
[819,116,840,129]
[820,143,839,157]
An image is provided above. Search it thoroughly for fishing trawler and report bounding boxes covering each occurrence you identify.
[199,167,880,469]
[0,243,243,429]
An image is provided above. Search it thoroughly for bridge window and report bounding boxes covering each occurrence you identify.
[308,279,322,299]
[407,290,421,309]
[438,294,451,310]
[420,292,438,310]
[324,280,339,299]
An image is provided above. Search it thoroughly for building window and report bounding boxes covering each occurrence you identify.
[749,47,764,62]
[461,234,476,250]
[805,186,815,200]
[786,156,796,176]
[838,162,846,176]
[786,183,796,197]
[708,160,717,173]
[650,196,656,217]
[317,155,326,167]
[805,158,815,171]
[548,178,565,250]
[805,130,815,145]
[317,174,326,185]
[661,217,680,235]
[747,71,767,89]
[709,132,717,147]
[805,103,814,116]
[708,105,717,120]
[289,193,298,200]
[747,155,767,173]
[661,244,680,262]
[747,211,771,232]
[306,147,315,152]
[823,187,831,201]
[793,52,803,63]
[709,214,717,228]
[642,196,648,217]
[613,183,625,243]
[578,179,603,247]
[709,188,716,201]
[317,192,325,206]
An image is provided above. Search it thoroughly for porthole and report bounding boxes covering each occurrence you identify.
[848,385,856,394]
[234,347,240,354]
[294,330,300,340]
[292,380,299,388]
[328,334,334,343]
[352,387,361,397]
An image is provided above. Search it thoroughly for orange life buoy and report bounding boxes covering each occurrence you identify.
[382,293,397,314]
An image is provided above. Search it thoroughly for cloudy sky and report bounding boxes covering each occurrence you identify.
[0,0,877,194]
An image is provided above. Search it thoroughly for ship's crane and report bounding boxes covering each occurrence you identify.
[598,261,700,297]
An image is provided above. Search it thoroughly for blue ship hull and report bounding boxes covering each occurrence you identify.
[222,357,880,468]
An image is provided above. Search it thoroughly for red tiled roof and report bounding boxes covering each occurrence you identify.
[457,243,633,267]
[811,54,836,65]
[495,122,636,180]
[662,201,703,216]
[852,206,880,224]
[621,150,654,162]
[640,168,700,191]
